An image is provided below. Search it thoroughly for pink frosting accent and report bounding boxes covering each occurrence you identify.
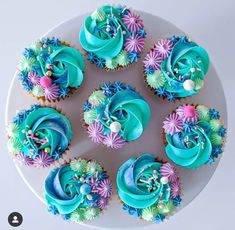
[103,132,125,149]
[122,10,144,33]
[143,50,163,70]
[124,34,144,53]
[154,38,174,59]
[97,179,112,198]
[176,104,200,123]
[40,76,52,88]
[159,163,178,183]
[170,179,181,198]
[97,197,109,209]
[44,84,59,100]
[33,152,54,168]
[87,122,105,144]
[16,153,34,166]
[28,71,40,85]
[163,113,183,135]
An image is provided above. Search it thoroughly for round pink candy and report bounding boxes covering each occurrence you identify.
[184,105,196,118]
[40,76,52,88]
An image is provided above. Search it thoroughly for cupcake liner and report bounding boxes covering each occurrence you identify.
[17,38,86,102]
[6,104,72,169]
[44,157,113,223]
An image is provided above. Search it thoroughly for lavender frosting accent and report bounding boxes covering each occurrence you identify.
[163,113,183,135]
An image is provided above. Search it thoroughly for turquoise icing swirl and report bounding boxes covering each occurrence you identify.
[18,107,72,158]
[161,39,210,98]
[79,6,130,59]
[116,154,171,209]
[165,121,212,169]
[36,43,85,88]
[45,165,85,214]
[98,90,151,141]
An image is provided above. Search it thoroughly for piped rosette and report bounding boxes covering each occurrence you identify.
[143,35,210,101]
[6,104,72,168]
[79,5,146,71]
[116,154,182,223]
[83,82,151,149]
[163,104,226,169]
[44,158,112,222]
[17,37,85,101]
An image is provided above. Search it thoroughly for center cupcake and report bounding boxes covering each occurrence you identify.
[79,5,146,71]
[83,82,151,149]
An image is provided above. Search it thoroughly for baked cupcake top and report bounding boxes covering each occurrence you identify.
[83,82,151,149]
[163,104,226,168]
[17,37,85,101]
[143,35,210,100]
[116,154,182,223]
[44,159,112,222]
[79,5,146,70]
[7,105,72,168]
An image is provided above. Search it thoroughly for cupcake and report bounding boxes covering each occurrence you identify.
[6,104,72,168]
[116,153,182,223]
[79,5,146,71]
[83,82,151,149]
[143,35,210,101]
[17,37,85,101]
[44,159,112,222]
[162,104,227,168]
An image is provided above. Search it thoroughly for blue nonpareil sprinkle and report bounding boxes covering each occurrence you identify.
[111,81,126,93]
[128,52,140,63]
[183,121,194,133]
[94,57,105,68]
[62,214,71,220]
[137,29,147,38]
[122,204,141,217]
[172,195,182,207]
[18,71,28,82]
[30,104,41,111]
[87,52,97,63]
[166,92,176,101]
[218,127,227,137]
[100,82,114,97]
[154,214,165,223]
[144,67,154,75]
[155,87,166,96]
[83,101,92,112]
[59,87,70,98]
[209,108,220,119]
[22,48,35,58]
[48,205,59,215]
[211,145,223,158]
[22,81,33,91]
[50,37,61,46]
[41,37,50,45]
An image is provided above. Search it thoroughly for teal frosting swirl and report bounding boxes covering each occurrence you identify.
[98,90,151,141]
[165,121,212,169]
[116,154,171,209]
[37,43,85,88]
[79,6,130,59]
[45,165,85,214]
[18,107,72,158]
[161,39,210,98]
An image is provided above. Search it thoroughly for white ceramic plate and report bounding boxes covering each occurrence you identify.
[5,11,227,229]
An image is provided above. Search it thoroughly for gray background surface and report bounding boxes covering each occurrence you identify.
[0,0,234,230]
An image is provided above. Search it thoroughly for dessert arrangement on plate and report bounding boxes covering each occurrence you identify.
[6,3,227,226]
